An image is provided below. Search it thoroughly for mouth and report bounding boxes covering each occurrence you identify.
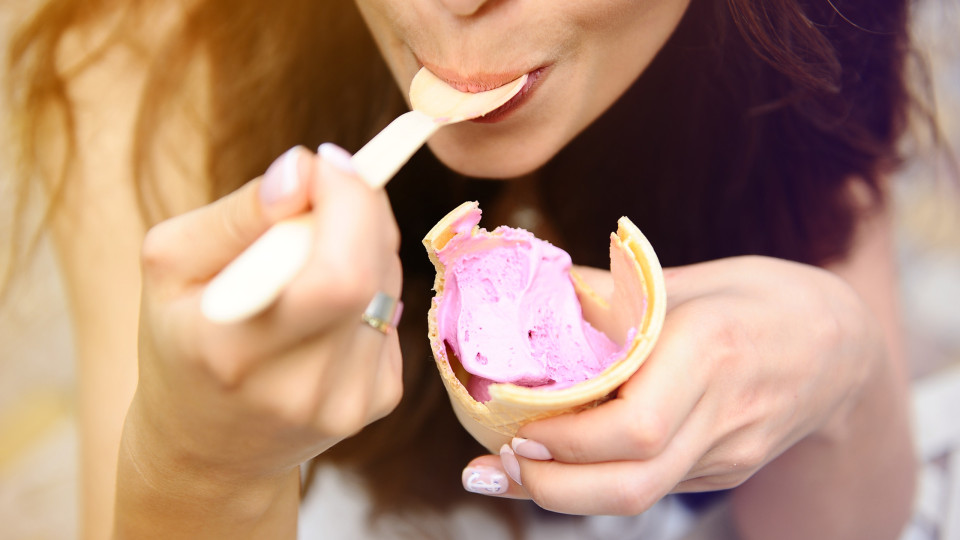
[469,67,546,124]
[414,59,549,124]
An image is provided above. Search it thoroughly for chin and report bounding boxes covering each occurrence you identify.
[425,124,571,180]
[429,146,550,179]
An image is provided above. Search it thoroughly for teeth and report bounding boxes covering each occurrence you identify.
[422,201,667,453]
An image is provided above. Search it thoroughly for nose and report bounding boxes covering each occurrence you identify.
[435,0,492,17]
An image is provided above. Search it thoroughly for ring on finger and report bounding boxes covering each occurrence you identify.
[361,291,403,334]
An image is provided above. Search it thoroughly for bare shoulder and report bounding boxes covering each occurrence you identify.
[45,1,210,327]
[14,2,212,536]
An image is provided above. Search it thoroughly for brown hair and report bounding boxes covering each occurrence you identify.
[354,0,917,518]
[5,0,917,529]
[533,0,913,270]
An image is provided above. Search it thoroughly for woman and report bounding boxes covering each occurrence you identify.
[5,0,917,538]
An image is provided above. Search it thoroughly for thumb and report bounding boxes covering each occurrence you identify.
[141,146,314,292]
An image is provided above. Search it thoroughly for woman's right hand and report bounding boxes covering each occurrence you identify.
[118,145,403,518]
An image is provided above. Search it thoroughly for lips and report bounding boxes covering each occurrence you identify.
[417,59,532,93]
[470,67,545,123]
[414,58,548,124]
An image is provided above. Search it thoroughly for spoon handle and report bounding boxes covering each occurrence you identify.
[354,110,439,188]
[201,111,440,323]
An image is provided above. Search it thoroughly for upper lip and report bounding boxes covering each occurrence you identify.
[416,58,534,93]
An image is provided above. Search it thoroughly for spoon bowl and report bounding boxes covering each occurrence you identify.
[409,68,527,123]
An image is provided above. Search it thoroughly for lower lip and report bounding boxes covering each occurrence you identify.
[470,67,547,124]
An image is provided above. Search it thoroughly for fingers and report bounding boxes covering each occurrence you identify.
[269,152,402,338]
[504,455,688,515]
[141,146,314,294]
[460,394,720,515]
[145,143,402,387]
[462,455,528,499]
[455,283,724,514]
[461,442,696,515]
[514,310,708,464]
[491,406,702,515]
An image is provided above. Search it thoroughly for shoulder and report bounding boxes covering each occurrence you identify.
[27,0,209,324]
[17,1,213,302]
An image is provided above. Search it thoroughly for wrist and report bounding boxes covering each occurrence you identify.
[809,274,888,445]
[115,395,301,538]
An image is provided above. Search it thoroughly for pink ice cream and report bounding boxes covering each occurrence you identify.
[434,210,626,402]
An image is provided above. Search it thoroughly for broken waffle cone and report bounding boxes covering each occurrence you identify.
[422,201,667,454]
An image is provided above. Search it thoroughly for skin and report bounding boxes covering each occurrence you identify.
[44,0,914,538]
[354,0,692,178]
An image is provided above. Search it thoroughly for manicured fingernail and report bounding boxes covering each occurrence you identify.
[260,146,305,205]
[462,465,508,495]
[499,444,522,486]
[512,437,553,461]
[318,142,356,175]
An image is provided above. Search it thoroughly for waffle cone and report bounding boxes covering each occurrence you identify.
[423,201,666,453]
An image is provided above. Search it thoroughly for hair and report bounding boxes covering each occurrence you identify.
[5,0,917,530]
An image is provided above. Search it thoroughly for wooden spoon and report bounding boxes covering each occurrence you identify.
[201,68,527,323]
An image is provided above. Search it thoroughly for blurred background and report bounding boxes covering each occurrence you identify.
[1,1,958,539]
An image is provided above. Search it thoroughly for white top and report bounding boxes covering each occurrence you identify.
[298,464,710,540]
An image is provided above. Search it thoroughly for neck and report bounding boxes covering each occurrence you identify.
[485,173,565,248]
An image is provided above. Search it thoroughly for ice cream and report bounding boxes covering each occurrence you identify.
[433,210,627,402]
[423,201,666,453]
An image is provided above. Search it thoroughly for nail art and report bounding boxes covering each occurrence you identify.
[462,466,508,495]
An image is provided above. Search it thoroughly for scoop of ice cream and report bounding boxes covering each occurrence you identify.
[434,215,625,402]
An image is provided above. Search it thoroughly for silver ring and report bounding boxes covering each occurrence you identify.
[361,291,403,334]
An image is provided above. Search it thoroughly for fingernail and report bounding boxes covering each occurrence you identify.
[260,146,305,205]
[499,444,522,486]
[318,142,356,175]
[512,437,553,461]
[462,465,508,495]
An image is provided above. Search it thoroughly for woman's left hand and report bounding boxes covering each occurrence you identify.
[462,255,882,514]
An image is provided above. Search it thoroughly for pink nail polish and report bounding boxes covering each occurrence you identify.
[512,437,553,461]
[318,142,356,174]
[260,146,304,205]
[499,444,522,486]
[462,465,508,495]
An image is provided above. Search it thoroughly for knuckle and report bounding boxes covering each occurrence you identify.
[811,302,845,350]
[609,476,656,515]
[714,471,752,490]
[374,375,403,420]
[315,395,368,440]
[625,411,670,457]
[730,442,768,474]
[697,465,755,491]
[311,390,370,439]
[688,305,749,370]
[196,336,255,389]
[706,317,744,357]
[249,378,324,430]
[275,393,322,429]
[140,223,174,277]
[203,354,247,390]
[684,473,744,492]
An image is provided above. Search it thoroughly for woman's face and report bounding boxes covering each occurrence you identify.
[354,0,691,179]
